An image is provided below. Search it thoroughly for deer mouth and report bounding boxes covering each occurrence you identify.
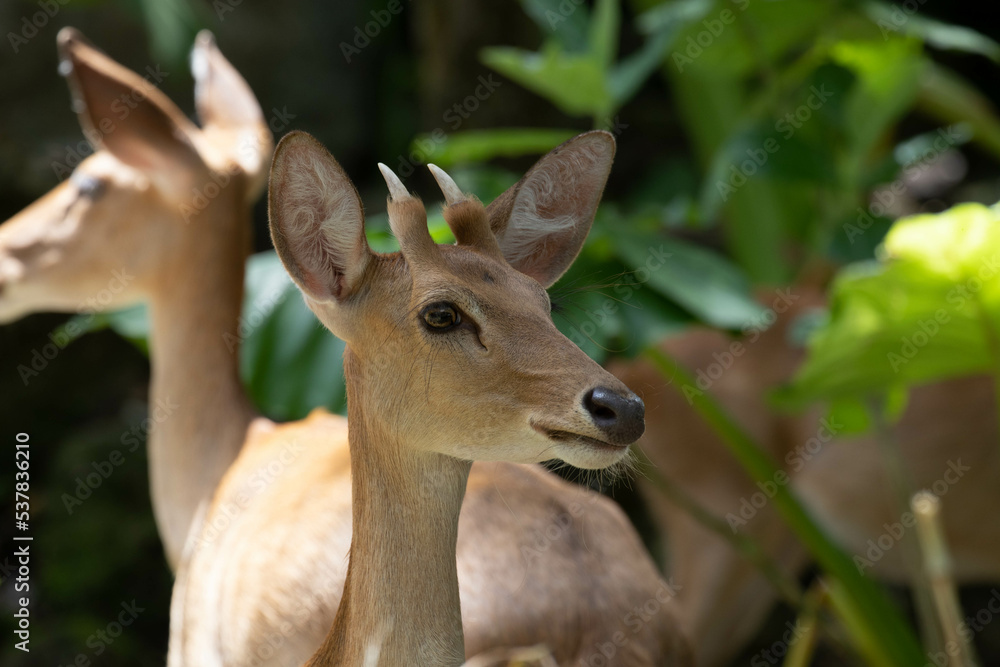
[533,424,628,452]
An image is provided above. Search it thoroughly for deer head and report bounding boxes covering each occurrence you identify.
[0,28,271,323]
[268,131,644,469]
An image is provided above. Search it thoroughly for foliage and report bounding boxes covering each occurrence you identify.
[781,202,1000,407]
[480,0,671,126]
[17,0,1000,663]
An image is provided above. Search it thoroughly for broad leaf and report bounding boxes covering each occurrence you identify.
[781,203,1000,407]
[480,42,614,118]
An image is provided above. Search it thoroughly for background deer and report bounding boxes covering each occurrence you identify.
[0,30,689,666]
[612,286,1000,666]
[0,27,270,569]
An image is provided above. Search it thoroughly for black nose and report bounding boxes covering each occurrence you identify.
[583,387,645,445]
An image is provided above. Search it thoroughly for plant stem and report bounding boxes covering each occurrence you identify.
[869,398,947,659]
[782,581,827,667]
[642,345,925,666]
[634,447,804,608]
[912,492,980,667]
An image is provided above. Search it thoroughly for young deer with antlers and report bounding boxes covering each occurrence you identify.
[263,131,667,665]
[1,30,689,666]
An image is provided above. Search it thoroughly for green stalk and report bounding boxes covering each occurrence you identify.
[912,492,979,667]
[870,399,947,659]
[782,581,827,667]
[635,448,804,608]
[643,346,925,666]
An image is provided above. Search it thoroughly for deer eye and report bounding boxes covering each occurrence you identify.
[421,302,460,331]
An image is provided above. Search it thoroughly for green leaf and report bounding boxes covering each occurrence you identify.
[239,252,347,420]
[550,248,690,363]
[636,0,713,36]
[480,43,614,117]
[781,203,1000,407]
[915,63,1000,162]
[72,303,150,353]
[520,0,590,51]
[830,38,925,157]
[134,0,204,66]
[589,0,621,69]
[614,233,766,330]
[863,2,1000,62]
[409,128,578,168]
[609,29,674,106]
[700,123,838,219]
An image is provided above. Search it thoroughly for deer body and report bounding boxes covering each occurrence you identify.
[173,411,682,666]
[2,31,689,667]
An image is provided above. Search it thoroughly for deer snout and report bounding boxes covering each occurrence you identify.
[583,387,645,445]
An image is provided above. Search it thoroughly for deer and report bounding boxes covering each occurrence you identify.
[173,131,691,666]
[252,130,685,665]
[611,285,1000,666]
[0,29,691,666]
[0,27,270,569]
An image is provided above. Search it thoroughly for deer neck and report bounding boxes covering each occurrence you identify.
[309,348,471,667]
[146,199,256,568]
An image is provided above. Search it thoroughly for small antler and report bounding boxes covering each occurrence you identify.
[378,163,410,201]
[427,164,466,206]
[377,163,439,264]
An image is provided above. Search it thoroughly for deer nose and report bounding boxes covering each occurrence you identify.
[583,387,645,445]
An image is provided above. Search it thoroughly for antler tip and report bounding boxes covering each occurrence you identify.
[378,163,409,201]
[427,163,465,206]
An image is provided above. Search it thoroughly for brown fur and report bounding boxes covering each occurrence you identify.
[265,133,689,666]
[1,32,689,667]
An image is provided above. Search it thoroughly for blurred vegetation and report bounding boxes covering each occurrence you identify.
[4,0,1000,664]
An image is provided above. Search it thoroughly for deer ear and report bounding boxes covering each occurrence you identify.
[268,132,371,303]
[486,131,615,288]
[57,28,204,197]
[191,31,272,200]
